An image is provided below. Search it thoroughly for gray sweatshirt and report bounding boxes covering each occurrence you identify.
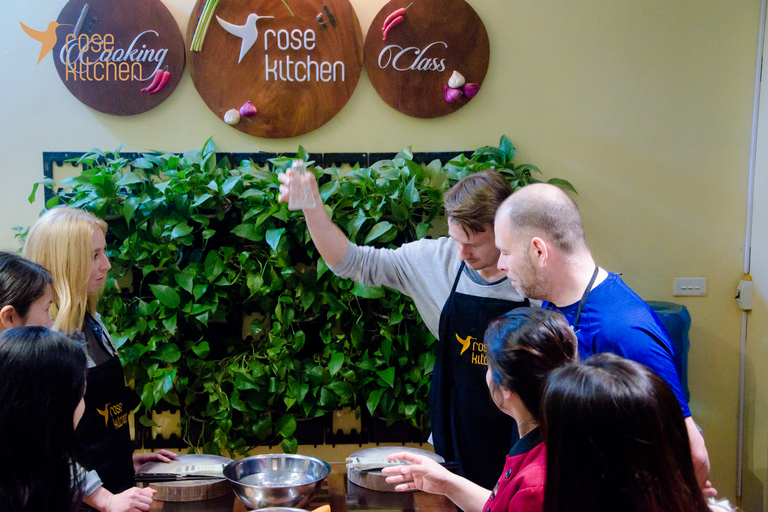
[329,237,529,338]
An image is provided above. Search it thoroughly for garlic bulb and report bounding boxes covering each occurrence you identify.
[224,109,241,125]
[448,71,465,89]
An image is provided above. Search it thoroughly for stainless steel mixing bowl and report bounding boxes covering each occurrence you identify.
[223,455,331,510]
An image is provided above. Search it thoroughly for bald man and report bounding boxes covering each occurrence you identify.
[494,183,712,492]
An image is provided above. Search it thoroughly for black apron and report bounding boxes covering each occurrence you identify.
[429,262,529,489]
[75,324,135,493]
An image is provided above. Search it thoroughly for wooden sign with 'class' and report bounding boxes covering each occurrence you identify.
[187,0,364,139]
[53,0,185,116]
[364,0,490,119]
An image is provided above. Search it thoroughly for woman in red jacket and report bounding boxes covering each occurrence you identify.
[383,307,577,512]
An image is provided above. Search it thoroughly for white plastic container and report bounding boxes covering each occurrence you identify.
[287,160,316,211]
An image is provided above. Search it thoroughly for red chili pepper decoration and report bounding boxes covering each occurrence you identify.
[382,16,403,40]
[382,2,412,40]
[141,66,170,94]
[140,69,164,93]
[148,70,170,94]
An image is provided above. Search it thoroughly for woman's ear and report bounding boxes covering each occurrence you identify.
[0,305,21,331]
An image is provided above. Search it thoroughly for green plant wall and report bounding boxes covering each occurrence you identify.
[30,136,571,455]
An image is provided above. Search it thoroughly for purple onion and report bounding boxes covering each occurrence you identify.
[444,85,462,103]
[462,83,480,100]
[239,100,258,117]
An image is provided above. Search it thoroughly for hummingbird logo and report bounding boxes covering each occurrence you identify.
[456,334,473,355]
[96,405,110,426]
[216,13,273,63]
[19,20,72,65]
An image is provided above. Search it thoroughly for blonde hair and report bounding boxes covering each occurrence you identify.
[23,207,108,336]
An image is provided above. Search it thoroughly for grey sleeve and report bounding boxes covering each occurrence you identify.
[329,240,430,296]
[78,463,104,497]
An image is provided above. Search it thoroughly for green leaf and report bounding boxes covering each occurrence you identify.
[547,177,578,194]
[499,135,515,161]
[191,342,210,358]
[204,251,225,282]
[377,367,395,388]
[366,389,385,415]
[150,284,181,309]
[266,228,286,252]
[275,414,297,438]
[318,179,338,201]
[232,223,263,242]
[28,178,56,203]
[162,314,177,334]
[174,272,194,294]
[191,193,213,207]
[116,171,143,186]
[193,284,208,301]
[403,177,419,207]
[171,222,194,239]
[280,436,298,454]
[155,343,181,363]
[328,352,344,376]
[351,283,385,299]
[364,221,395,244]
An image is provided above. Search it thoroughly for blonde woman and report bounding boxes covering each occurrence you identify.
[24,207,174,509]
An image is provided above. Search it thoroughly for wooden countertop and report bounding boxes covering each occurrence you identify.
[148,463,456,511]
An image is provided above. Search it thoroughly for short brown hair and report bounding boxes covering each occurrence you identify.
[444,171,513,233]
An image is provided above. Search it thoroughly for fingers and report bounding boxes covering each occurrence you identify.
[702,480,718,497]
[114,487,156,512]
[387,452,423,464]
[156,449,177,458]
[384,473,408,483]
[277,170,292,203]
[277,170,291,184]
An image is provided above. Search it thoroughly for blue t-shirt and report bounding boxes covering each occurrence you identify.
[543,272,690,417]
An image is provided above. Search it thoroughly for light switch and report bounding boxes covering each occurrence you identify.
[673,277,706,296]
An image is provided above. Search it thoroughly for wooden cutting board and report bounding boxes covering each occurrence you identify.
[136,454,234,502]
[346,446,444,492]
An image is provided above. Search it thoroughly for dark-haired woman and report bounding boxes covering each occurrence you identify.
[0,251,53,330]
[383,308,577,512]
[0,251,156,512]
[541,353,734,512]
[0,326,87,511]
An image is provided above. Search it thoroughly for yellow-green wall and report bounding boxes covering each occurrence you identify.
[1,0,762,505]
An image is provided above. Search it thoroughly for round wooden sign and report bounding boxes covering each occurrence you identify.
[187,0,364,139]
[364,0,490,119]
[53,0,185,116]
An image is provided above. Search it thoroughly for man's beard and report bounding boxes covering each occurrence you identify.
[517,253,551,301]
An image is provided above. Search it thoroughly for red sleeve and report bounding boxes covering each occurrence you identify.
[507,485,544,512]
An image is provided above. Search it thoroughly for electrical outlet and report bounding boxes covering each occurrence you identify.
[673,277,706,296]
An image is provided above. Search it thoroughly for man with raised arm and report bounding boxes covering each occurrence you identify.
[493,183,713,493]
[278,169,529,489]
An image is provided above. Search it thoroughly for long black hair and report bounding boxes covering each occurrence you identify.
[0,326,86,512]
[541,353,710,512]
[0,251,53,318]
[484,307,578,421]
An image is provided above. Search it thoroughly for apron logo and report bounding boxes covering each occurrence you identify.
[456,333,487,365]
[456,334,472,355]
[96,402,128,429]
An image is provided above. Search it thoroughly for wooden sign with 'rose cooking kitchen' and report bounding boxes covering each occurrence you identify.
[53,0,185,116]
[187,0,364,139]
[364,0,490,119]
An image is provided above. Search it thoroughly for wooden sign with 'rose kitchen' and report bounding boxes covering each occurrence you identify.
[53,0,185,116]
[365,0,490,119]
[187,0,364,139]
